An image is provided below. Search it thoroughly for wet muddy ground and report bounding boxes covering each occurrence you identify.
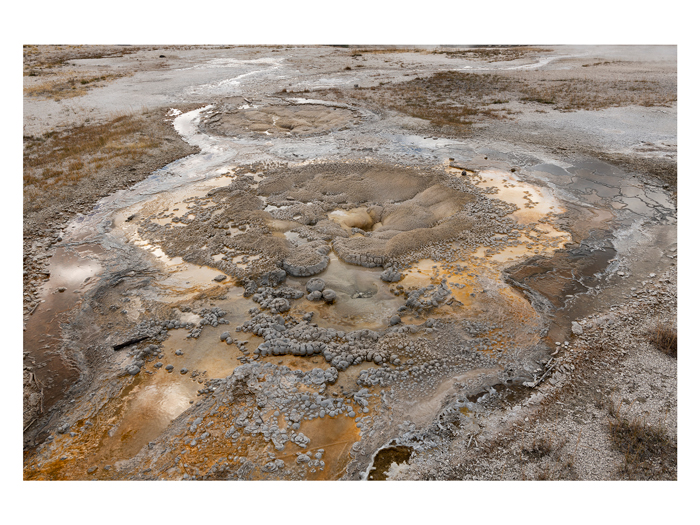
[23,45,677,481]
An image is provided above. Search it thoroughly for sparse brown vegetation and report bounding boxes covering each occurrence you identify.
[319,69,676,134]
[347,46,553,62]
[22,45,152,100]
[648,324,677,358]
[516,78,676,110]
[24,71,125,100]
[518,432,578,480]
[350,47,422,55]
[23,44,141,73]
[582,61,618,67]
[22,105,199,323]
[328,72,519,131]
[22,108,198,220]
[436,46,553,62]
[522,435,555,459]
[607,400,677,480]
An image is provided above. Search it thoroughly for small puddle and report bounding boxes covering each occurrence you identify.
[367,445,413,480]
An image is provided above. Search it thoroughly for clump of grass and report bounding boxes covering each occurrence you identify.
[648,324,677,358]
[532,455,577,481]
[607,401,676,480]
[519,432,578,480]
[522,436,554,459]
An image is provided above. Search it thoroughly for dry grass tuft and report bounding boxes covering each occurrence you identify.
[522,435,555,459]
[607,401,676,480]
[518,432,578,480]
[648,324,677,358]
